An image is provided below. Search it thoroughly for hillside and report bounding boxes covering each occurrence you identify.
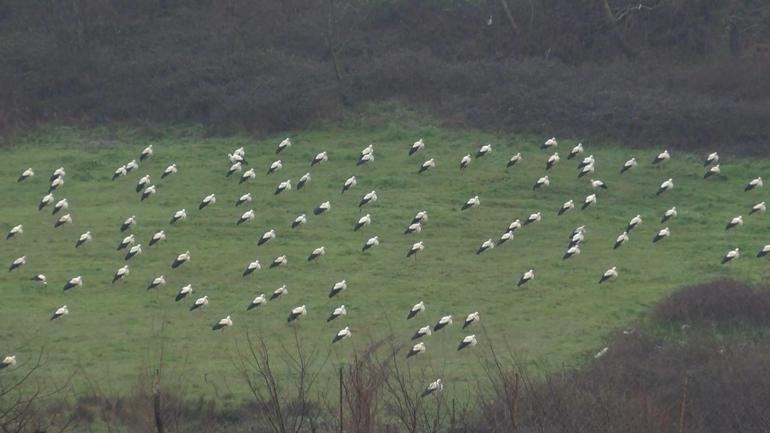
[1,124,769,401]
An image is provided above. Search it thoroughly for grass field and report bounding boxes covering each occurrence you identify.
[1,123,768,402]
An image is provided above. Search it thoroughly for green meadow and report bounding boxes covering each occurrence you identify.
[1,123,768,402]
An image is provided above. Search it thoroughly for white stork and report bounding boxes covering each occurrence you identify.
[311,151,328,166]
[226,162,242,177]
[314,201,331,215]
[121,216,136,232]
[48,176,64,193]
[498,230,514,245]
[297,172,311,189]
[463,312,480,329]
[407,342,426,358]
[267,160,282,175]
[653,227,671,243]
[704,164,720,179]
[32,274,47,286]
[18,168,34,182]
[237,209,255,225]
[563,245,581,260]
[558,199,574,215]
[147,275,166,290]
[141,185,156,201]
[422,379,443,397]
[578,163,595,178]
[419,158,436,174]
[568,143,584,160]
[726,215,743,230]
[212,315,233,331]
[404,222,422,234]
[270,255,288,269]
[327,305,347,322]
[543,137,558,149]
[407,241,424,258]
[407,301,425,319]
[9,256,26,272]
[190,295,209,310]
[410,139,425,156]
[176,284,193,301]
[149,230,166,247]
[620,157,637,174]
[239,168,256,184]
[546,152,560,170]
[525,212,542,225]
[721,248,740,264]
[359,190,378,207]
[413,325,432,339]
[112,265,129,283]
[627,215,642,232]
[162,163,177,178]
[54,213,72,228]
[63,275,82,290]
[652,150,670,165]
[661,206,678,223]
[434,315,453,331]
[38,193,54,211]
[533,175,550,190]
[413,210,429,224]
[275,179,292,195]
[357,152,375,166]
[750,201,766,215]
[507,153,522,168]
[745,177,763,192]
[136,175,151,192]
[276,137,291,154]
[236,192,252,206]
[332,326,352,343]
[458,334,478,351]
[1,355,17,369]
[476,144,492,158]
[362,236,380,252]
[52,198,69,215]
[170,209,187,224]
[757,245,770,258]
[112,165,127,180]
[140,144,153,161]
[172,250,190,268]
[477,239,495,254]
[354,214,372,232]
[243,260,261,277]
[462,195,480,210]
[288,305,307,322]
[590,179,608,190]
[613,232,629,249]
[258,229,276,246]
[342,176,357,193]
[292,214,307,229]
[6,224,23,240]
[656,178,674,196]
[308,246,326,262]
[508,219,522,232]
[329,280,347,298]
[582,194,597,210]
[125,244,142,260]
[460,154,472,170]
[51,306,70,321]
[269,285,288,301]
[599,266,618,283]
[704,151,719,166]
[247,294,267,310]
[199,194,216,210]
[517,269,534,287]
[125,160,139,173]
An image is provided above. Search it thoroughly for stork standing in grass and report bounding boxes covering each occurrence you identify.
[408,301,425,319]
[410,139,425,156]
[258,229,276,245]
[507,153,522,168]
[620,157,637,174]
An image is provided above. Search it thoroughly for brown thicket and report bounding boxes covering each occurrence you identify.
[0,0,768,153]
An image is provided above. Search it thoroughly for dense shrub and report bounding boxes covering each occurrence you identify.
[654,279,770,326]
[1,0,769,153]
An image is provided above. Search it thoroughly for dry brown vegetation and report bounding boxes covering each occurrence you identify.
[0,0,768,153]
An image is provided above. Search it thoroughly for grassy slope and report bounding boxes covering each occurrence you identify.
[0,123,768,402]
